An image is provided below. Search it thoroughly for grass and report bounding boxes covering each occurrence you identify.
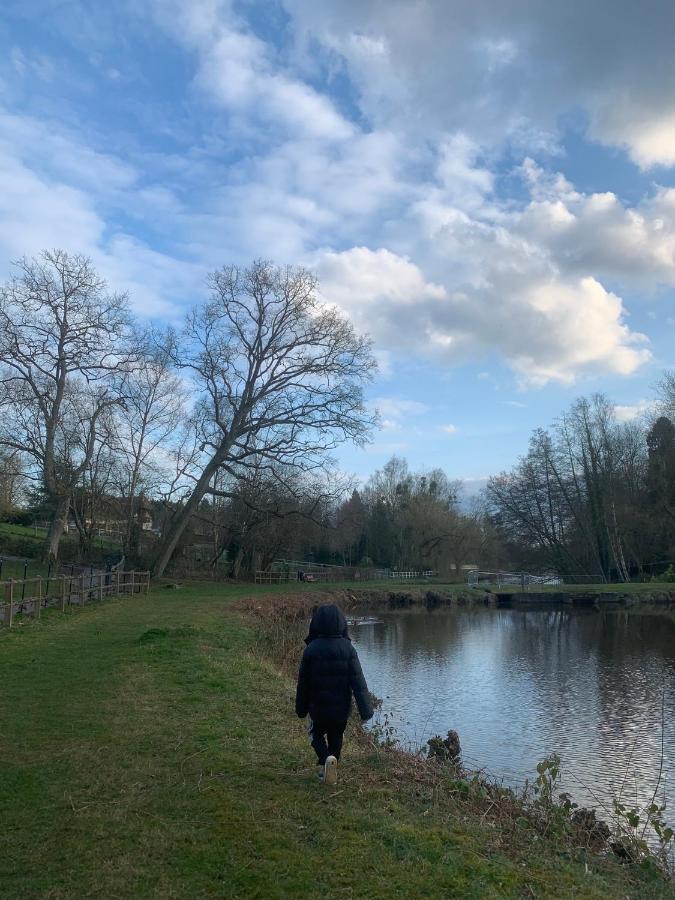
[0,521,122,552]
[0,522,47,541]
[0,582,673,899]
[0,558,51,579]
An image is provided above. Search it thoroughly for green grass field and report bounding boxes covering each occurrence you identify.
[0,583,672,899]
[0,521,122,550]
[0,521,46,539]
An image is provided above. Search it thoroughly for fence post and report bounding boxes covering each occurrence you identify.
[6,580,13,628]
[130,571,135,596]
[116,569,121,597]
[99,573,104,602]
[61,576,67,613]
[35,577,42,620]
[145,572,150,596]
[81,574,86,606]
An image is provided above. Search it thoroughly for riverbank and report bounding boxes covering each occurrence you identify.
[236,581,675,624]
[1,582,672,898]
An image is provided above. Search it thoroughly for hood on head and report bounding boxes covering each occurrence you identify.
[304,604,349,643]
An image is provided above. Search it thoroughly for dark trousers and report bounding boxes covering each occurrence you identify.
[309,718,347,764]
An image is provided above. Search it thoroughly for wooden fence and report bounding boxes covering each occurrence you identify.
[1,570,150,629]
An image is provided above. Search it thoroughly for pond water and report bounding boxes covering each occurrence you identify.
[349,606,675,821]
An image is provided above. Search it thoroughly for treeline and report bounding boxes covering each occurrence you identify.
[186,456,502,576]
[487,382,675,582]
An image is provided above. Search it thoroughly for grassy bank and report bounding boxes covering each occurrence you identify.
[1,583,672,898]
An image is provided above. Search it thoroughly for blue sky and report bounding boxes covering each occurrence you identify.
[1,0,674,488]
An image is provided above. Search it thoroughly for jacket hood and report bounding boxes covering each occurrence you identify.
[304,604,349,644]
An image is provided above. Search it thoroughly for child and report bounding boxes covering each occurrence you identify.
[295,603,373,785]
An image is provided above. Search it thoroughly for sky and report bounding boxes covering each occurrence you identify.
[1,0,674,490]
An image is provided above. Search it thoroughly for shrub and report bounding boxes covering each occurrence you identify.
[651,565,675,583]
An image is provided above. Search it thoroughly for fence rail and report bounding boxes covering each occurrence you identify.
[1,570,150,629]
[0,555,127,583]
[254,568,435,585]
[467,570,563,589]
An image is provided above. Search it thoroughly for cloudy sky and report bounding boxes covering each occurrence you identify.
[1,0,674,485]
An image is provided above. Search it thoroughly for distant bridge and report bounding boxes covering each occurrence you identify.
[468,570,562,589]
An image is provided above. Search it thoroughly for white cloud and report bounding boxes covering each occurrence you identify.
[0,139,104,260]
[316,245,651,385]
[0,110,136,195]
[369,396,429,419]
[441,424,458,435]
[614,401,652,422]
[317,247,448,345]
[364,440,411,455]
[506,278,650,385]
[379,419,402,432]
[591,106,675,170]
[514,161,675,288]
[155,0,353,142]
[366,396,428,439]
[0,107,197,319]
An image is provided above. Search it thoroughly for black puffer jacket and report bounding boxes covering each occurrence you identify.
[295,604,374,723]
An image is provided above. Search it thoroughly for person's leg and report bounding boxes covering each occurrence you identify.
[326,721,347,761]
[308,718,329,764]
[323,721,345,786]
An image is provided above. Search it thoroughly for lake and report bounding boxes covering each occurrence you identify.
[350,605,675,822]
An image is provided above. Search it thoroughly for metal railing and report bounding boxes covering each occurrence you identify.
[254,567,435,585]
[467,570,562,589]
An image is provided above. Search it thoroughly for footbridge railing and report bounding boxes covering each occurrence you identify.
[468,570,562,589]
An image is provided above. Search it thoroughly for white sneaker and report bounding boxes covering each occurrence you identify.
[323,755,338,786]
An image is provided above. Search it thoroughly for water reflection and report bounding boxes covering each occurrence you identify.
[352,607,675,817]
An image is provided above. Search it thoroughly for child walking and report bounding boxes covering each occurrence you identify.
[295,604,373,785]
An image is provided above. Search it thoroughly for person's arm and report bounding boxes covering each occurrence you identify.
[295,651,310,718]
[349,648,374,721]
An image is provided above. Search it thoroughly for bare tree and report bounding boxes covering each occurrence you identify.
[152,260,376,576]
[556,395,630,581]
[488,429,584,576]
[0,250,131,559]
[487,393,666,580]
[112,329,185,557]
[70,410,122,553]
[656,369,675,420]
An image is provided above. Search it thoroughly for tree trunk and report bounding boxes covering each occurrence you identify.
[152,452,226,576]
[231,545,244,578]
[44,494,70,561]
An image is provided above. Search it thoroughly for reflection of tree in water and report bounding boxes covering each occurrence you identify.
[497,610,675,800]
[355,606,471,662]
